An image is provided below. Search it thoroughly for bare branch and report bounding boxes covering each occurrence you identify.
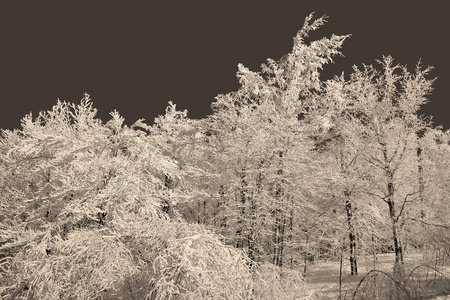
[363,190,389,203]
[396,191,421,222]
[409,218,450,230]
[363,155,384,169]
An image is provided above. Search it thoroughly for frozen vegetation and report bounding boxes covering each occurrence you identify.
[1,14,450,299]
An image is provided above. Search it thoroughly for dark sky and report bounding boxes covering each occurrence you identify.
[0,2,448,130]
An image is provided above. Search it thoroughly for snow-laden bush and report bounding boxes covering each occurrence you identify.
[127,219,254,300]
[1,229,137,299]
[1,219,252,299]
[1,217,311,299]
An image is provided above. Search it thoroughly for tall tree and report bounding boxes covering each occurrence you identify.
[304,76,377,275]
[334,56,435,280]
[199,13,349,267]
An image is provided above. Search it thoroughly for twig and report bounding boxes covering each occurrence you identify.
[409,218,450,230]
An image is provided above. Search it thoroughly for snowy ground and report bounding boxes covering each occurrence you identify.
[304,253,450,299]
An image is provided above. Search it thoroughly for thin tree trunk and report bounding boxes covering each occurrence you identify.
[345,189,358,275]
[272,209,280,265]
[277,215,286,267]
[237,168,257,266]
[303,235,309,275]
[339,252,343,300]
[288,206,294,269]
[382,143,405,281]
[417,145,425,219]
[388,199,404,264]
[272,150,285,267]
[371,231,377,268]
[386,171,405,281]
[235,169,247,249]
[248,195,256,265]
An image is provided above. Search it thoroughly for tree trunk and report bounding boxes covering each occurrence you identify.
[344,189,358,275]
[288,206,294,269]
[371,232,377,268]
[248,194,256,265]
[388,198,405,281]
[236,168,257,266]
[235,169,247,249]
[417,146,425,219]
[382,143,405,281]
[272,150,285,267]
[272,208,281,265]
[386,175,405,281]
[276,216,286,267]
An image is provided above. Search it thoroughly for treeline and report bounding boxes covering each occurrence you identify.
[1,14,449,299]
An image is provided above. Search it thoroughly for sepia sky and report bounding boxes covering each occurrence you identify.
[0,2,448,130]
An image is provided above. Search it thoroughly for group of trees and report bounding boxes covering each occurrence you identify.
[1,13,449,299]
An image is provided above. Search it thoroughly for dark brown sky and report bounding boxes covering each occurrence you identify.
[0,2,448,130]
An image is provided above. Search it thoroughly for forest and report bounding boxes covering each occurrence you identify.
[1,14,450,299]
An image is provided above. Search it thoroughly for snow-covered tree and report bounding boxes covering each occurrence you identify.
[333,56,435,281]
[194,13,349,269]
